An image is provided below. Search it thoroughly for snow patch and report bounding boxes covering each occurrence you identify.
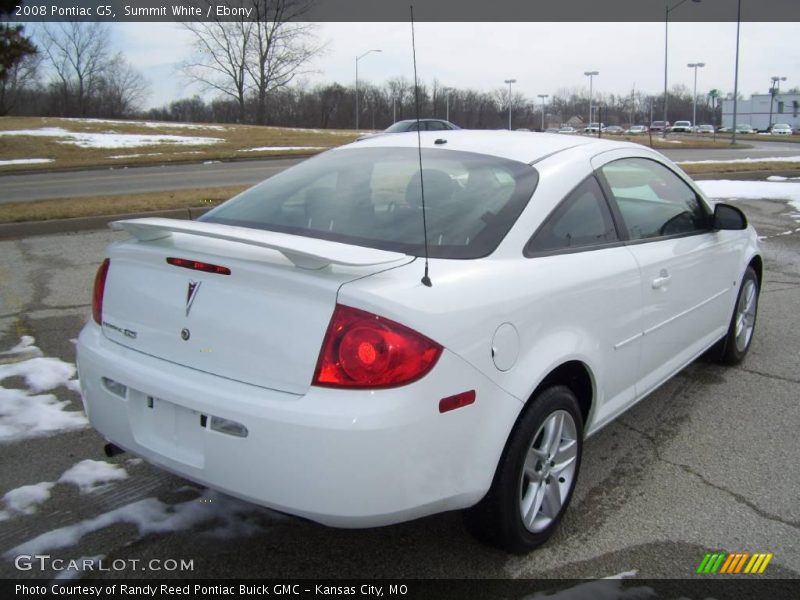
[696,179,800,205]
[238,146,326,152]
[0,459,128,522]
[2,482,55,516]
[678,155,800,165]
[0,357,76,393]
[108,152,164,159]
[0,158,54,166]
[767,175,800,181]
[0,337,87,443]
[0,336,41,357]
[58,460,129,493]
[0,127,222,149]
[64,118,226,131]
[4,488,276,557]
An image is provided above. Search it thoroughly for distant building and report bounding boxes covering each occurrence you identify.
[722,93,800,131]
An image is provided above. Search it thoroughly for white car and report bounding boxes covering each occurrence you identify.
[626,125,648,135]
[78,131,761,553]
[770,123,793,135]
[583,122,604,134]
[670,120,693,133]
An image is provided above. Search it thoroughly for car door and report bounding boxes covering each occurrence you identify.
[595,155,740,397]
[524,174,643,429]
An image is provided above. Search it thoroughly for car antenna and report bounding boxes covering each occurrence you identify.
[410,5,432,287]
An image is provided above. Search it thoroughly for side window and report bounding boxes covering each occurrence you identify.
[527,176,617,254]
[426,121,446,131]
[600,158,710,240]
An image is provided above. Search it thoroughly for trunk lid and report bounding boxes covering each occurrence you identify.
[101,219,412,395]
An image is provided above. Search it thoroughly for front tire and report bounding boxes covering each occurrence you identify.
[713,266,759,365]
[464,385,583,553]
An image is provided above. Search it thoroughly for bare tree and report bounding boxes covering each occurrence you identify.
[0,50,40,115]
[246,0,321,125]
[1,0,39,114]
[181,0,321,125]
[181,16,253,122]
[39,22,111,116]
[96,53,149,117]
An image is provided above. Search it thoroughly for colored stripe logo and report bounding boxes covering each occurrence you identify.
[696,552,773,574]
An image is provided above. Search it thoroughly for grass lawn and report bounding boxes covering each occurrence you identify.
[0,187,246,223]
[0,116,365,172]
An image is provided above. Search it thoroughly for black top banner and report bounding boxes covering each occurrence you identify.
[6,0,800,23]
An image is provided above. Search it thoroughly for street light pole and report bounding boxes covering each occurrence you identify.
[688,62,705,130]
[504,79,516,129]
[445,89,450,122]
[355,49,381,130]
[664,0,702,137]
[731,0,741,145]
[768,75,786,131]
[538,94,549,131]
[584,71,598,127]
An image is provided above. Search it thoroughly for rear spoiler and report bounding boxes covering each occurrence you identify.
[111,218,409,270]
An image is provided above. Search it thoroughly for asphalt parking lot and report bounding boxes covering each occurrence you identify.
[0,195,798,582]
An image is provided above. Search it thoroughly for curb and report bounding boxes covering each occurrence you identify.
[0,207,211,240]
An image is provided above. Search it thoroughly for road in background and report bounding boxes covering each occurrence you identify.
[1,140,799,204]
[0,158,303,204]
[0,196,798,579]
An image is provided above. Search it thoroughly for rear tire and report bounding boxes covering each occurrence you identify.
[710,266,759,365]
[464,385,583,553]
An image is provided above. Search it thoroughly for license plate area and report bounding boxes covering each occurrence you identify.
[128,392,205,468]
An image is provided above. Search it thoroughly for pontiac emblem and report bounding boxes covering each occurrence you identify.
[186,280,202,316]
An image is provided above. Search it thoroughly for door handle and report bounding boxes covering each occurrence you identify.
[652,269,672,289]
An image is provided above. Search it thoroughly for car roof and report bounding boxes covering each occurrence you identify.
[394,118,449,124]
[334,129,640,164]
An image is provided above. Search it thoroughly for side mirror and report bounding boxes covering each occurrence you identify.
[713,203,747,230]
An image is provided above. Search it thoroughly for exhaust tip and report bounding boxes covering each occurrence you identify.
[104,442,125,457]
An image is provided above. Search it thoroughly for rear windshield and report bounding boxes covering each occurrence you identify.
[201,147,538,259]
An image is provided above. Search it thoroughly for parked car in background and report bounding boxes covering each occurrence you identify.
[649,121,670,132]
[695,124,715,134]
[735,124,755,134]
[516,128,532,132]
[79,130,762,554]
[770,123,793,135]
[545,127,560,133]
[583,122,605,134]
[557,126,577,134]
[603,125,625,135]
[670,121,693,133]
[626,125,648,135]
[358,119,460,141]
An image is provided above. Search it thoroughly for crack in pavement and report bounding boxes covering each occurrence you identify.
[735,366,800,385]
[761,285,800,294]
[616,420,800,531]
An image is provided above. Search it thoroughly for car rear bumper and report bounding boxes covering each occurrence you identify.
[76,323,522,527]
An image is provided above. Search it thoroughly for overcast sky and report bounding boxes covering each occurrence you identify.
[98,21,799,109]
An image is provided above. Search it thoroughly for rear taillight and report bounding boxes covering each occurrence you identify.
[92,258,110,324]
[313,304,443,389]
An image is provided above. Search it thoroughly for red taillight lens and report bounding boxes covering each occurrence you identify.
[92,258,110,325]
[313,304,443,389]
